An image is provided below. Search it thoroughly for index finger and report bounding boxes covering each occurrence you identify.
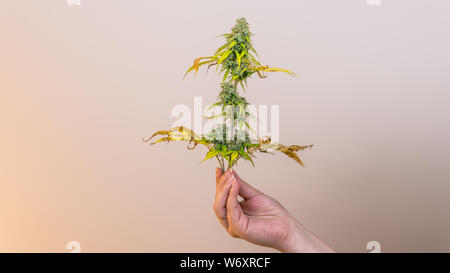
[216,167,223,184]
[213,169,233,229]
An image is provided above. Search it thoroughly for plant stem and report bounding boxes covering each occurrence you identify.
[216,155,224,172]
[226,155,232,170]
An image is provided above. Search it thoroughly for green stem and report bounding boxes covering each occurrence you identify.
[226,155,232,170]
[216,155,224,172]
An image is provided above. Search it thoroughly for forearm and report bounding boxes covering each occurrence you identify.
[281,219,335,253]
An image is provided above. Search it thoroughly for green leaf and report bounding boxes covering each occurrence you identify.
[248,53,262,67]
[239,50,246,59]
[222,68,230,82]
[207,102,222,111]
[244,77,250,86]
[238,104,245,113]
[246,37,259,57]
[244,142,260,148]
[230,151,239,165]
[215,33,229,38]
[239,149,255,167]
[235,50,241,68]
[201,149,220,162]
[215,43,228,55]
[239,81,245,91]
[228,40,237,49]
[203,113,223,119]
[218,50,232,65]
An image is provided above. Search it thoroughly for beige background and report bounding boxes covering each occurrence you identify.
[1,0,449,252]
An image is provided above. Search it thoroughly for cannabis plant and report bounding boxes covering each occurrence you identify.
[145,18,312,171]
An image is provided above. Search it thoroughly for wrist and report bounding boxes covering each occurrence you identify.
[280,218,335,253]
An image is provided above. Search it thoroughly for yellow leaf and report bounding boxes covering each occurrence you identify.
[201,149,220,162]
[253,66,300,78]
[228,40,237,49]
[218,50,232,65]
[183,58,216,79]
[236,51,241,67]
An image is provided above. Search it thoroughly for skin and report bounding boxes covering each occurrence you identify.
[213,168,335,253]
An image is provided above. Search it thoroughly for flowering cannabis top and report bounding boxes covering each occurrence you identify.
[145,18,312,170]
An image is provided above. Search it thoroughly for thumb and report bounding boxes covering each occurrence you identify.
[216,167,223,183]
[232,171,262,200]
[226,177,247,235]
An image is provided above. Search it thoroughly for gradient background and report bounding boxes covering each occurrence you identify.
[1,0,449,252]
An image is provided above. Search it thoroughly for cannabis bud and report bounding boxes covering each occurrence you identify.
[145,18,312,171]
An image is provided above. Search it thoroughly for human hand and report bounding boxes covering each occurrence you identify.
[213,168,335,253]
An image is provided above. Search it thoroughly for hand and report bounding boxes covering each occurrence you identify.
[213,168,335,253]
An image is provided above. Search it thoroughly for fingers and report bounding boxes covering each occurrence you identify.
[213,168,233,229]
[213,169,255,238]
[216,167,223,183]
[226,176,248,237]
[232,171,262,200]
